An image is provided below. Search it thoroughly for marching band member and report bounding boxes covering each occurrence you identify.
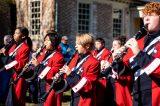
[91,37,111,105]
[2,27,32,106]
[103,2,160,106]
[0,35,13,103]
[101,36,132,106]
[31,32,64,106]
[91,37,110,61]
[53,33,100,106]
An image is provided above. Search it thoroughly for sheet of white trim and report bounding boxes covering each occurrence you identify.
[96,48,105,60]
[147,48,154,55]
[5,60,18,70]
[144,58,160,75]
[9,43,23,57]
[40,51,56,65]
[38,66,51,79]
[129,55,136,63]
[134,58,160,80]
[72,77,87,93]
[144,36,160,52]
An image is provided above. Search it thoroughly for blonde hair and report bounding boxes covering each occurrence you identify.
[142,2,160,16]
[76,33,94,50]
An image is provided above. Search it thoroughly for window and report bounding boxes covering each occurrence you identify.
[30,0,41,36]
[78,3,90,33]
[113,9,122,37]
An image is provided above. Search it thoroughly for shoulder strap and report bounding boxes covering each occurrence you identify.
[9,43,23,57]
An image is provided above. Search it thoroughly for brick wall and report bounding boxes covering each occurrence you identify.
[92,2,113,48]
[57,0,77,44]
[57,0,113,48]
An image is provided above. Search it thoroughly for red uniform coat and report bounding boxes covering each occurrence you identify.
[91,48,111,105]
[91,47,110,60]
[99,51,132,106]
[7,42,30,106]
[36,49,64,106]
[115,31,160,106]
[54,53,100,106]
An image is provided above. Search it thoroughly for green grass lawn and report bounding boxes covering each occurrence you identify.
[26,90,71,106]
[0,90,71,106]
[62,90,71,106]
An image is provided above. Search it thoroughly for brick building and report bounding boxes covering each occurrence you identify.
[15,0,153,48]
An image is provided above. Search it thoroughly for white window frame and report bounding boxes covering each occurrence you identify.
[77,1,92,33]
[113,8,123,37]
[29,0,41,38]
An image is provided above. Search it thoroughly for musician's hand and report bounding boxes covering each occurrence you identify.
[101,60,110,70]
[101,60,105,70]
[125,38,140,55]
[53,72,61,80]
[32,53,37,59]
[60,65,71,76]
[112,46,126,60]
[31,58,39,66]
[0,48,6,55]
